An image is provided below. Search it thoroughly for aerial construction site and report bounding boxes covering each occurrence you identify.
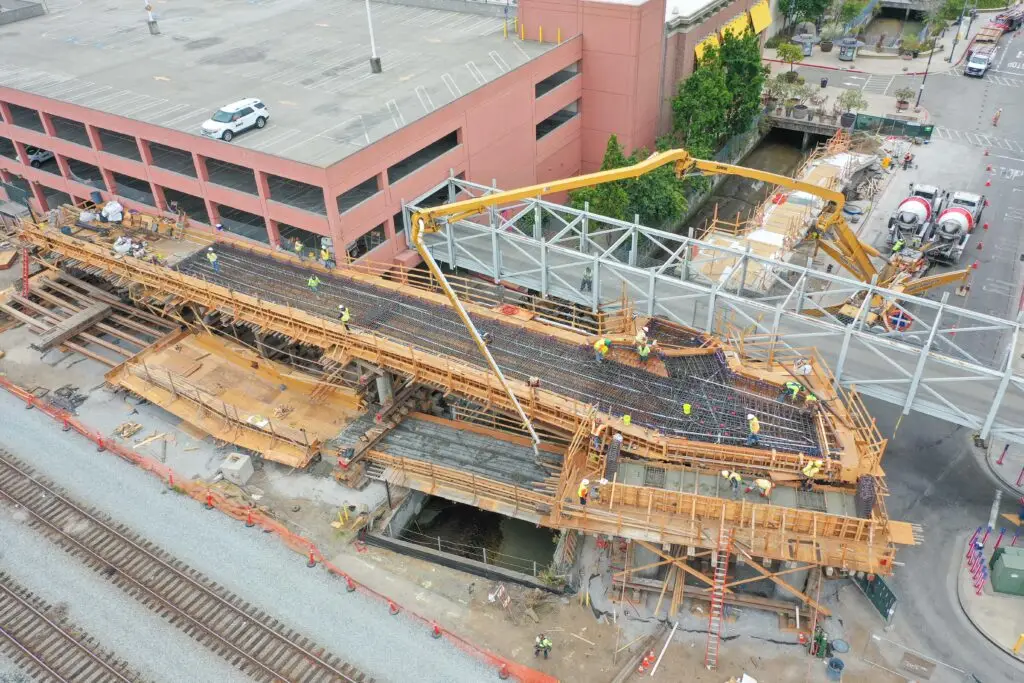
[1,128,972,681]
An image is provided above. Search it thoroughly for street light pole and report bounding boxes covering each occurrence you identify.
[947,0,969,62]
[915,40,935,108]
[365,0,382,74]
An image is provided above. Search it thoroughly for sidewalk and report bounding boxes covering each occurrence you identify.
[982,329,1024,496]
[765,13,999,76]
[764,67,929,122]
[954,532,1024,662]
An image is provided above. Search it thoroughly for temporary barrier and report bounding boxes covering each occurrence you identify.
[0,375,556,683]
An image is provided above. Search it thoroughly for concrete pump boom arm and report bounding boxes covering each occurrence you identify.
[406,149,878,449]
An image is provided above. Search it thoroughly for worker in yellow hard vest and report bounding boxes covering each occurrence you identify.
[721,470,743,497]
[801,459,824,491]
[747,478,773,498]
[746,413,760,446]
[593,338,610,362]
[577,479,590,505]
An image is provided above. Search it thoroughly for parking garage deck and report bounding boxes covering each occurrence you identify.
[0,0,552,167]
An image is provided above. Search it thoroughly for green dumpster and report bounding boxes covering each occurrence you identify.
[989,547,1024,596]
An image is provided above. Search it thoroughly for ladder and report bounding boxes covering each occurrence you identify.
[704,528,734,670]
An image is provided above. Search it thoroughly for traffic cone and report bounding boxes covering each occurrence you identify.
[983,222,989,230]
[245,507,255,527]
[388,600,400,615]
[497,663,510,680]
[977,241,983,250]
[307,548,317,568]
[984,149,989,156]
[985,179,991,187]
[985,199,990,207]
[431,622,442,639]
[168,473,175,489]
[971,260,980,270]
[345,575,356,592]
[986,164,992,171]
[205,491,214,509]
[62,417,71,431]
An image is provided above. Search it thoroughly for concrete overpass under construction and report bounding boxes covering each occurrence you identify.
[406,174,1024,446]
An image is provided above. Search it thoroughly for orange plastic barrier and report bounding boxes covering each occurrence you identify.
[0,376,558,683]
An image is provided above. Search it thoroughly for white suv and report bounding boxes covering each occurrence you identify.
[200,98,270,142]
[25,146,55,168]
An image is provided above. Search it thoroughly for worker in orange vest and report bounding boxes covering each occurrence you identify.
[577,479,590,505]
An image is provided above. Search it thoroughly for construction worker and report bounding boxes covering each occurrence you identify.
[801,459,824,491]
[682,403,692,416]
[580,266,593,293]
[534,633,553,659]
[320,246,333,269]
[307,274,321,294]
[293,237,305,260]
[593,338,610,362]
[215,222,225,232]
[206,247,220,274]
[746,413,760,446]
[622,414,632,426]
[794,358,812,376]
[747,478,773,498]
[805,392,819,407]
[337,305,351,330]
[637,343,651,364]
[891,237,905,255]
[780,381,803,402]
[721,470,743,497]
[635,326,649,346]
[993,108,1002,127]
[577,479,590,505]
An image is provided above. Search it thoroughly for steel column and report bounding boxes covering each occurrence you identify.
[629,216,639,267]
[540,240,549,299]
[533,202,542,241]
[902,293,946,415]
[580,201,589,252]
[647,271,656,316]
[592,255,600,313]
[980,325,1020,439]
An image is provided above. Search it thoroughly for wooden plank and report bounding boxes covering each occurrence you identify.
[55,272,175,328]
[0,302,51,331]
[33,302,112,351]
[42,279,166,337]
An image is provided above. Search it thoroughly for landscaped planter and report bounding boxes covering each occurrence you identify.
[792,104,809,120]
[821,40,834,52]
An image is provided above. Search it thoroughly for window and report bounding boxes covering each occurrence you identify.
[535,62,580,98]
[236,107,253,118]
[96,128,142,162]
[347,223,386,259]
[203,156,258,195]
[0,136,17,161]
[23,147,58,175]
[536,101,579,140]
[161,187,208,222]
[65,157,105,190]
[266,174,326,215]
[147,141,197,177]
[212,110,234,123]
[254,102,267,110]
[276,223,329,255]
[43,188,73,211]
[6,103,44,133]
[337,175,380,213]
[387,131,459,184]
[50,116,91,147]
[215,204,270,244]
[111,172,155,206]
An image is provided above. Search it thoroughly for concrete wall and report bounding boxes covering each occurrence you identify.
[0,0,45,26]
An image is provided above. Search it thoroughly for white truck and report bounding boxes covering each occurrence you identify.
[922,191,985,264]
[888,183,945,247]
[965,45,996,77]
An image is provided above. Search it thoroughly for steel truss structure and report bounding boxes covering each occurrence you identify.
[402,175,1024,444]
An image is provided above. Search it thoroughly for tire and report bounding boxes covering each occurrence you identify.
[255,117,266,129]
[221,130,233,142]
[30,160,41,168]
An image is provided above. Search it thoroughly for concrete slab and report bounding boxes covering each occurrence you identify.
[0,0,552,167]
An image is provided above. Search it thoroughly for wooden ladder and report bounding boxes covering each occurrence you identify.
[704,528,734,671]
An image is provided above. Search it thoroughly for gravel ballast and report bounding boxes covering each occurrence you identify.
[0,389,496,683]
[0,510,249,683]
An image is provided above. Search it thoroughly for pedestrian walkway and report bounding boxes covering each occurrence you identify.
[955,532,1024,662]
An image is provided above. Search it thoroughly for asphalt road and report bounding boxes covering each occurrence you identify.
[856,30,1024,683]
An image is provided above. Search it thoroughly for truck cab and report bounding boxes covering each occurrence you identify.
[965,46,996,77]
[910,183,944,213]
[946,191,985,223]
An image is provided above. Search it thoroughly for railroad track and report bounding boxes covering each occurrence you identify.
[0,450,373,683]
[0,572,144,682]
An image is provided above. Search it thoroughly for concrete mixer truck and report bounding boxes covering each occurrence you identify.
[888,184,945,248]
[922,191,985,265]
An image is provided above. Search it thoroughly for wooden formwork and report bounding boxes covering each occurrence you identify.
[22,224,865,481]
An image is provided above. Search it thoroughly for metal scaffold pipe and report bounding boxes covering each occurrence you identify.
[410,217,542,455]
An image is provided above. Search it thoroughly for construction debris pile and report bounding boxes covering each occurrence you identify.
[47,384,88,413]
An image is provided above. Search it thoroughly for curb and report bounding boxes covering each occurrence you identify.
[982,440,1024,496]
[953,534,1024,663]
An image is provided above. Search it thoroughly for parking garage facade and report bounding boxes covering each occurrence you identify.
[0,38,585,267]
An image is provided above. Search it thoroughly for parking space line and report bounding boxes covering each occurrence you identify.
[63,86,112,103]
[247,128,304,152]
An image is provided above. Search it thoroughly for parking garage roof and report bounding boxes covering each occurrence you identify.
[0,0,553,168]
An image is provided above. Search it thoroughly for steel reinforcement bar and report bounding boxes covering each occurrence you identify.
[26,226,848,480]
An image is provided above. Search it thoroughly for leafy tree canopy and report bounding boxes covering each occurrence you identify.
[780,0,831,23]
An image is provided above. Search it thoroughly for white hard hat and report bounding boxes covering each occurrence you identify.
[747,414,755,420]
[581,479,589,486]
[721,470,730,478]
[642,326,649,333]
[338,304,346,309]
[207,247,213,251]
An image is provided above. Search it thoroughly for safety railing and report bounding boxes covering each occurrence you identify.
[386,526,551,578]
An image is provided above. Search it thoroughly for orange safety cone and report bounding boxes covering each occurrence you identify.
[972,260,980,270]
[205,491,214,509]
[245,507,255,528]
[307,548,317,568]
[977,241,984,250]
[985,179,992,187]
[96,437,106,453]
[497,663,510,680]
[388,600,400,615]
[431,622,442,639]
[984,199,990,207]
[983,222,989,230]
[984,148,990,156]
[62,417,71,432]
[986,164,992,171]
[345,575,357,592]
[168,473,175,489]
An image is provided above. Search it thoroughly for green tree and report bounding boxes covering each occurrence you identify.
[720,30,767,137]
[775,42,804,72]
[671,45,730,159]
[781,0,831,23]
[568,135,630,221]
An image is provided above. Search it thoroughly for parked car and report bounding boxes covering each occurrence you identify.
[965,46,995,77]
[24,146,54,168]
[200,98,270,142]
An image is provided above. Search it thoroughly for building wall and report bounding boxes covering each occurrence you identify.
[520,0,666,171]
[0,36,583,265]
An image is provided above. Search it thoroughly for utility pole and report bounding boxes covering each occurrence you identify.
[915,39,936,107]
[947,0,978,62]
[365,0,382,74]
